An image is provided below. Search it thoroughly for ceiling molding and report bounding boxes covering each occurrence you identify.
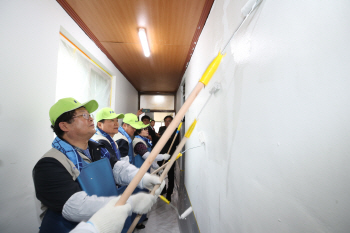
[176,0,215,90]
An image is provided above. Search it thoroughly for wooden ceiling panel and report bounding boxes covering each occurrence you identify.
[102,42,189,92]
[59,0,214,93]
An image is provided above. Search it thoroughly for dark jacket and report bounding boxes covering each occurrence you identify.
[159,127,180,155]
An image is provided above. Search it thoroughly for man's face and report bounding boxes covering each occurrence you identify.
[123,123,136,137]
[98,118,119,136]
[150,121,155,127]
[62,107,96,139]
[142,118,150,125]
[164,117,172,128]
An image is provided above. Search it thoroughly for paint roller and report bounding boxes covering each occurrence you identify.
[123,0,264,232]
[158,195,193,220]
[221,0,263,54]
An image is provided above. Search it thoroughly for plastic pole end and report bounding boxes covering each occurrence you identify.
[159,195,170,204]
[199,52,224,86]
[185,119,197,138]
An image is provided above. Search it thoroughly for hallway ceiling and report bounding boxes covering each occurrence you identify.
[57,0,214,94]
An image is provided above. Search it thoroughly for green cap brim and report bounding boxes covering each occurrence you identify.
[83,100,99,114]
[96,112,124,123]
[50,98,98,126]
[128,121,147,129]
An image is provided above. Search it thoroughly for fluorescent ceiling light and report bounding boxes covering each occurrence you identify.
[138,28,150,57]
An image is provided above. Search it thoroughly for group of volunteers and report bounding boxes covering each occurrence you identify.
[32,97,178,233]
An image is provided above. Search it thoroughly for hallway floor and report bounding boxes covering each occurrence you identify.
[134,186,180,233]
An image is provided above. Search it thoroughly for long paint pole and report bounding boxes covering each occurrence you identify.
[127,134,190,233]
[161,122,182,166]
[126,118,193,232]
[152,153,183,175]
[128,119,194,231]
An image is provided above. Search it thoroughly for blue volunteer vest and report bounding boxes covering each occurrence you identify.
[40,158,132,233]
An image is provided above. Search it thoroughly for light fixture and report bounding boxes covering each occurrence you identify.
[138,28,150,57]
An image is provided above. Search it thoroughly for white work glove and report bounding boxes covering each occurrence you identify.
[138,173,161,190]
[142,152,171,161]
[154,180,166,196]
[89,196,131,233]
[151,161,159,169]
[161,153,171,160]
[128,192,157,214]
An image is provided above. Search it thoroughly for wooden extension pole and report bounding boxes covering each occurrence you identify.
[127,137,189,233]
[117,83,204,206]
[162,122,182,166]
[151,152,182,175]
[128,116,201,232]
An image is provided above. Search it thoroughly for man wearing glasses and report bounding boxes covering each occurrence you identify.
[33,98,160,233]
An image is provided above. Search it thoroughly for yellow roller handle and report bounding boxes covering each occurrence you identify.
[168,153,183,162]
[185,119,197,138]
[159,195,170,204]
[176,153,183,160]
[199,52,224,86]
[177,122,183,131]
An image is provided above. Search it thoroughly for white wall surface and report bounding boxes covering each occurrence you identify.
[0,1,137,232]
[184,0,350,232]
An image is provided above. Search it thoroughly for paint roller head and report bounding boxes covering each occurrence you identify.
[209,82,222,94]
[241,0,262,17]
[179,207,193,219]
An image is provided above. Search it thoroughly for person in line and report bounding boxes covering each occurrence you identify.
[141,115,159,147]
[113,113,155,229]
[157,115,180,202]
[133,125,170,170]
[131,124,171,229]
[92,107,162,190]
[113,113,141,164]
[150,119,156,132]
[91,107,166,231]
[33,98,161,233]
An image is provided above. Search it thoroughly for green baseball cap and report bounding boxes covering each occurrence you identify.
[95,107,124,122]
[139,122,150,129]
[49,97,98,126]
[123,113,147,129]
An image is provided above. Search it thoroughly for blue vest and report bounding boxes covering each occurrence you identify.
[128,142,135,165]
[134,147,152,172]
[77,158,133,233]
[40,158,133,233]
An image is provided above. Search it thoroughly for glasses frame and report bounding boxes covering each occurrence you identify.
[73,113,93,120]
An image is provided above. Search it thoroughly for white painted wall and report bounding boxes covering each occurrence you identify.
[0,1,137,232]
[184,0,350,232]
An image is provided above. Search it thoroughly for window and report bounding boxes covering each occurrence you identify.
[56,33,112,110]
[139,94,175,111]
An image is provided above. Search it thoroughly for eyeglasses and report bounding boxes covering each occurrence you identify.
[73,113,93,120]
[142,128,148,131]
